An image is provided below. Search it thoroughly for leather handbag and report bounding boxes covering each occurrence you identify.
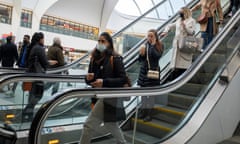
[178,36,204,53]
[197,1,216,24]
[197,13,208,24]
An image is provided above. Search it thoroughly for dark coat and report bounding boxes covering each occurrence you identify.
[137,42,163,87]
[47,44,64,68]
[0,42,18,67]
[27,44,48,73]
[86,52,127,122]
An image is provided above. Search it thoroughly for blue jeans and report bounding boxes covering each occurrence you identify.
[201,17,214,50]
[232,0,240,15]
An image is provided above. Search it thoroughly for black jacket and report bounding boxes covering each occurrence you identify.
[0,42,18,67]
[137,43,163,87]
[27,44,48,73]
[86,52,127,122]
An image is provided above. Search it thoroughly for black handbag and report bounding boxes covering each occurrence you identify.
[34,56,45,73]
[32,81,44,97]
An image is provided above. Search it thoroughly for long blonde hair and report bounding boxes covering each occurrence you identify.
[181,7,192,19]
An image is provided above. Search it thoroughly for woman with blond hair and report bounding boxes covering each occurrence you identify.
[161,7,196,80]
[192,0,223,50]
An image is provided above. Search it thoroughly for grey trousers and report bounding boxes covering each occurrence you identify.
[141,96,155,109]
[79,99,127,144]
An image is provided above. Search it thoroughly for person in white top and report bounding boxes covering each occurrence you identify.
[161,7,196,81]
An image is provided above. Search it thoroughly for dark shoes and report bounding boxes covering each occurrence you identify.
[143,116,152,122]
[138,109,153,122]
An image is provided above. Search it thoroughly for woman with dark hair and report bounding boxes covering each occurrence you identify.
[137,29,164,121]
[80,32,128,144]
[22,32,56,122]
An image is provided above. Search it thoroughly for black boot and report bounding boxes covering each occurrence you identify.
[143,109,152,122]
[138,109,146,119]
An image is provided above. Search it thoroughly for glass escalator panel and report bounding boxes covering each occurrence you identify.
[0,78,87,134]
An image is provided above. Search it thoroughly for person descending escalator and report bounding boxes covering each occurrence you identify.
[137,29,164,122]
[22,32,57,122]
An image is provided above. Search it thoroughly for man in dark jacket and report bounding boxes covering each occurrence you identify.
[0,36,18,96]
[0,36,18,67]
[17,34,30,68]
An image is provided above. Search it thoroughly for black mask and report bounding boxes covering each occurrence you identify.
[179,13,184,19]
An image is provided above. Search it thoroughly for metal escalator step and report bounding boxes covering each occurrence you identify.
[153,104,186,125]
[131,118,175,138]
[174,83,204,97]
[124,130,160,144]
[190,72,214,84]
[199,62,221,74]
[168,93,197,110]
[206,53,226,63]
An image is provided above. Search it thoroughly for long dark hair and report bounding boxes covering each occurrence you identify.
[91,32,115,62]
[25,32,44,67]
[148,29,164,53]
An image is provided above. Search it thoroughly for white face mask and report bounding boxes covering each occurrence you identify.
[96,44,106,52]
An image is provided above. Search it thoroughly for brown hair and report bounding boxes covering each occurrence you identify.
[148,29,164,53]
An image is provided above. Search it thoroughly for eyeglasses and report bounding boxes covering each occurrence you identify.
[98,39,106,43]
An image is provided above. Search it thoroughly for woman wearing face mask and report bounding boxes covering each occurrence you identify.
[137,29,164,122]
[161,7,196,81]
[80,32,128,144]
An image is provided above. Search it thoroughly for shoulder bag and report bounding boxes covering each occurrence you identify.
[197,1,215,24]
[197,12,209,24]
[110,55,131,101]
[34,56,45,73]
[146,45,160,80]
[178,36,204,53]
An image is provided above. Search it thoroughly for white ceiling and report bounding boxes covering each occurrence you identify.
[19,0,118,30]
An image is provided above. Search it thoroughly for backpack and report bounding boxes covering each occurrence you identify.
[110,56,131,101]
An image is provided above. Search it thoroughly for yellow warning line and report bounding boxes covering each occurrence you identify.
[132,118,172,132]
[154,107,186,116]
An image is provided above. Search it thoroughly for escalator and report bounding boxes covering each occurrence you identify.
[0,0,233,143]
[26,8,240,144]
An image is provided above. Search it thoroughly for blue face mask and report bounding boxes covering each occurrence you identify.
[96,44,106,52]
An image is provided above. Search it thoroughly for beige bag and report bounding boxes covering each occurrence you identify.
[147,70,159,79]
[146,45,160,80]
